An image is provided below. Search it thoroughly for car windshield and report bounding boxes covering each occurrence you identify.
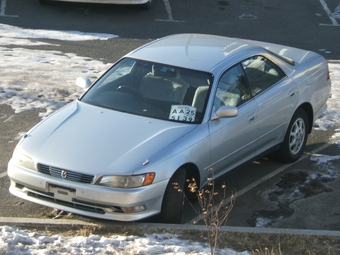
[80,58,213,124]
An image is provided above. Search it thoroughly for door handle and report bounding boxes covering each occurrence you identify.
[248,115,257,122]
[288,87,297,98]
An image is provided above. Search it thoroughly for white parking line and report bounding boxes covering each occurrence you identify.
[319,0,339,26]
[4,115,15,123]
[332,4,340,19]
[0,0,18,17]
[186,142,333,224]
[155,0,185,22]
[0,172,7,179]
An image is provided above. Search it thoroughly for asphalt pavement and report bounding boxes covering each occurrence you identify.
[1,0,340,242]
[227,144,340,231]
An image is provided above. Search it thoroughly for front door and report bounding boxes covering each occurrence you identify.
[208,64,258,178]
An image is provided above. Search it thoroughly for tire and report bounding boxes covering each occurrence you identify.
[139,0,153,10]
[159,168,186,223]
[278,109,309,163]
[38,0,55,4]
[184,174,198,204]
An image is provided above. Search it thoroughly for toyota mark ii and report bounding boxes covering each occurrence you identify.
[7,34,331,223]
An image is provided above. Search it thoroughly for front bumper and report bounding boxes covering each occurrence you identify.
[7,160,167,221]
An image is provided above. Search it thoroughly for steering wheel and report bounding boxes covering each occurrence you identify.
[116,85,145,102]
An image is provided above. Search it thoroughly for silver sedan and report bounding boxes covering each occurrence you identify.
[38,0,153,10]
[7,34,331,223]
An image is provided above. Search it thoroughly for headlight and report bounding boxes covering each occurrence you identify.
[96,173,155,188]
[12,148,36,171]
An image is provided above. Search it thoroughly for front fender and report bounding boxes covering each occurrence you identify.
[134,124,210,186]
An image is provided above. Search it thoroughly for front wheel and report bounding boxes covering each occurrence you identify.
[278,109,309,163]
[159,168,186,223]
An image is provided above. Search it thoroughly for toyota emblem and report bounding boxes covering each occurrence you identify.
[61,170,68,179]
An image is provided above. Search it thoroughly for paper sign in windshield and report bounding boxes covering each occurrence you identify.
[169,105,196,122]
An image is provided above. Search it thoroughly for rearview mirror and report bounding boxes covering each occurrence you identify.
[76,77,92,89]
[211,105,238,120]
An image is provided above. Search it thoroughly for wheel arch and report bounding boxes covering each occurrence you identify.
[180,163,201,189]
[296,102,313,134]
[139,0,153,10]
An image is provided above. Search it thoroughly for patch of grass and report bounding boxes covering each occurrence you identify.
[22,224,340,255]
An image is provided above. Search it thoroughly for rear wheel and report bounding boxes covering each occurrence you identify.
[278,109,309,163]
[139,0,153,10]
[159,168,186,223]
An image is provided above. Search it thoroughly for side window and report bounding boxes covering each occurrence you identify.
[215,64,251,108]
[241,56,285,96]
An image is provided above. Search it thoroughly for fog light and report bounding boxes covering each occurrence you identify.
[122,205,146,213]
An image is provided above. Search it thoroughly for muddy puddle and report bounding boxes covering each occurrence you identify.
[247,154,340,228]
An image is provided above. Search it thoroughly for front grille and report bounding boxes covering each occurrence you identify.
[37,163,94,184]
[27,191,106,214]
[15,183,124,216]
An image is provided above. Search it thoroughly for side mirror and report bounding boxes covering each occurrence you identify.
[211,105,238,120]
[76,77,92,89]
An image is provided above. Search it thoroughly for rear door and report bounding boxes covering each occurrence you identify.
[241,55,298,154]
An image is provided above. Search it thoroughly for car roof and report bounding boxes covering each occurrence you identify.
[126,34,262,72]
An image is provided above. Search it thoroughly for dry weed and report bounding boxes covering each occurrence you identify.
[175,167,236,255]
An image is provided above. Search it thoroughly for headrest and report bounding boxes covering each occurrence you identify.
[153,64,177,78]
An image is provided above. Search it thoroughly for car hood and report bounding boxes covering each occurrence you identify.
[21,101,197,176]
